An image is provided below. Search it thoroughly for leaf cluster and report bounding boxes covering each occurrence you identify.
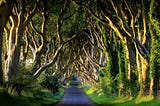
[41,75,60,94]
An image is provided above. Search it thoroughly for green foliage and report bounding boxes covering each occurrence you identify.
[0,88,60,106]
[8,64,38,95]
[41,75,60,94]
[149,0,160,83]
[99,62,117,95]
[99,77,116,95]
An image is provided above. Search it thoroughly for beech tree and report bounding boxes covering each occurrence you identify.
[4,0,39,82]
[73,0,151,96]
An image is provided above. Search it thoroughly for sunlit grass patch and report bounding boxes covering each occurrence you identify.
[111,96,133,104]
[135,96,154,104]
[111,96,160,106]
[84,86,114,105]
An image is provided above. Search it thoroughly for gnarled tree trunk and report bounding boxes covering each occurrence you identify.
[0,0,14,85]
[4,14,23,82]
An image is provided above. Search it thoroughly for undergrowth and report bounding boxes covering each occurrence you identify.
[0,87,64,106]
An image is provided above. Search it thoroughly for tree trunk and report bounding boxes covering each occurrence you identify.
[0,26,4,85]
[142,56,149,90]
[135,43,149,97]
[4,15,22,82]
[0,0,14,85]
[124,37,136,96]
[136,50,143,96]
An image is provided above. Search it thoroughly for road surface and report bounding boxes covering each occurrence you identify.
[54,81,96,106]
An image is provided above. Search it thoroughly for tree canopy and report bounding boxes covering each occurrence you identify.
[0,0,160,97]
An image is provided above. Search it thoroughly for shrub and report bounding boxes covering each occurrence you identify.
[7,64,38,95]
[41,76,60,94]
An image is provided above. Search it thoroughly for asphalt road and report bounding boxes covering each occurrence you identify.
[54,82,96,106]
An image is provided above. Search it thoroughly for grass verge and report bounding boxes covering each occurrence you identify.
[0,88,64,106]
[84,86,160,106]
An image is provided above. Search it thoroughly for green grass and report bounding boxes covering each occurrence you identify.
[84,86,160,106]
[0,88,64,106]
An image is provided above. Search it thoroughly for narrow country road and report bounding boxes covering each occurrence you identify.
[54,81,96,106]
